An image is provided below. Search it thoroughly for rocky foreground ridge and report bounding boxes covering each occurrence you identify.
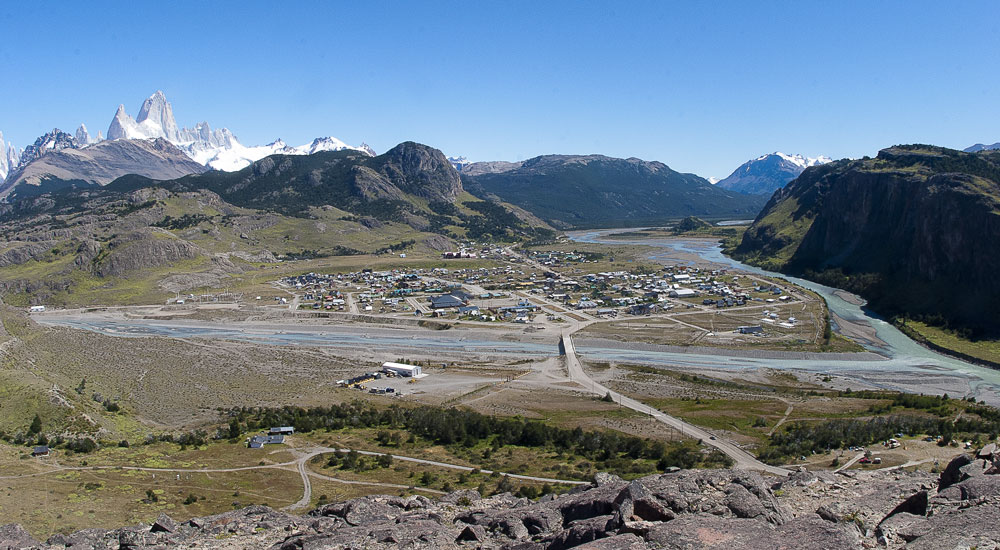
[3,451,999,550]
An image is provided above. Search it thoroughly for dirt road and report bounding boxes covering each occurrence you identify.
[561,332,791,476]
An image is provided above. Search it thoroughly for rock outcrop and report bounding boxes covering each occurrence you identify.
[5,457,998,549]
[733,145,1000,337]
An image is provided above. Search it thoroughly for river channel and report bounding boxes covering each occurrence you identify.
[569,228,1000,405]
[34,230,1000,406]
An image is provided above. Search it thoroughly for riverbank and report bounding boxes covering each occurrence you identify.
[567,228,1000,405]
[896,320,1000,371]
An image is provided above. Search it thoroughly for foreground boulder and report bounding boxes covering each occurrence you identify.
[4,456,999,549]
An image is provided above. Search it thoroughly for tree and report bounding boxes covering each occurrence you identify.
[495,475,515,495]
[342,449,360,470]
[28,414,42,435]
[228,418,241,440]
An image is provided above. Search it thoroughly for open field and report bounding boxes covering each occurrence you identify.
[0,440,304,539]
[583,361,887,448]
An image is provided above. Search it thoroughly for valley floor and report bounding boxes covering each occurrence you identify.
[2,234,999,538]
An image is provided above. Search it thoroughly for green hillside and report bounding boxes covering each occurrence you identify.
[732,145,1000,343]
[0,142,550,307]
[462,154,767,229]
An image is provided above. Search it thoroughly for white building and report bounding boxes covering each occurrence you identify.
[668,289,697,298]
[382,362,422,377]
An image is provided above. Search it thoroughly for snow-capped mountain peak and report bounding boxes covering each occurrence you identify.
[717,152,833,195]
[135,90,181,142]
[296,136,352,155]
[767,151,832,169]
[0,131,24,181]
[75,123,100,146]
[448,156,471,171]
[104,91,374,172]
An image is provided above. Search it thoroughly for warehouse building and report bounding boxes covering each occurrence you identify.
[382,362,422,377]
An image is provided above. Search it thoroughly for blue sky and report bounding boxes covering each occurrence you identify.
[1,1,998,178]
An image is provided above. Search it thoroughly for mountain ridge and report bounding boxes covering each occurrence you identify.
[0,141,551,305]
[104,91,374,171]
[731,144,1000,337]
[716,152,832,195]
[0,134,208,200]
[965,142,1000,153]
[463,153,767,228]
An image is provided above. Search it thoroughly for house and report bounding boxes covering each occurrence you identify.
[738,325,765,335]
[382,362,422,377]
[32,446,50,456]
[269,426,295,435]
[458,305,480,316]
[629,303,658,316]
[428,294,465,309]
[249,434,285,448]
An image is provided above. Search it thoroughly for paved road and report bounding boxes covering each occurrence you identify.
[561,333,791,477]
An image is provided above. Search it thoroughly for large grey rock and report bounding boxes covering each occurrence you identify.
[954,475,1000,500]
[547,514,621,550]
[897,500,1000,550]
[0,524,39,550]
[151,512,178,533]
[615,479,675,522]
[456,524,486,542]
[635,470,787,525]
[557,481,629,525]
[568,533,648,549]
[938,453,974,490]
[313,496,407,526]
[46,527,115,549]
[644,515,860,549]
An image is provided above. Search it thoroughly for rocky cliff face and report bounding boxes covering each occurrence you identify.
[734,145,1000,336]
[369,141,463,203]
[4,454,999,549]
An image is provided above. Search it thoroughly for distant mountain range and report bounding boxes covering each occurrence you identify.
[0,91,374,189]
[462,154,768,228]
[731,144,1000,338]
[964,142,1000,153]
[716,152,832,195]
[0,141,551,306]
[0,132,207,200]
[103,91,376,170]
